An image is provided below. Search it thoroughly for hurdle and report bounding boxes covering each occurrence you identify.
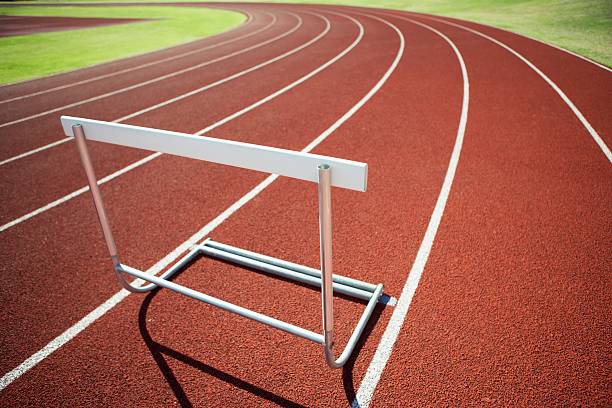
[61,115,384,368]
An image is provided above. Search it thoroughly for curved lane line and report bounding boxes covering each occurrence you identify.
[0,10,263,105]
[375,9,612,73]
[535,41,611,73]
[416,14,612,163]
[0,137,72,167]
[0,9,402,392]
[437,14,612,73]
[0,11,291,166]
[193,9,364,135]
[0,11,293,129]
[0,11,332,233]
[353,13,469,408]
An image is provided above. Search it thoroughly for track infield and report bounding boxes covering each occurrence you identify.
[0,5,245,84]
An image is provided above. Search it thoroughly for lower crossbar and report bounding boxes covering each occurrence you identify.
[198,240,377,301]
[115,239,384,357]
[117,263,325,344]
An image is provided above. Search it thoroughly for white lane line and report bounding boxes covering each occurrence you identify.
[0,11,293,129]
[113,11,311,123]
[0,12,332,233]
[194,9,363,135]
[0,10,320,166]
[0,11,295,167]
[352,14,469,408]
[0,137,71,167]
[440,15,612,73]
[0,10,402,392]
[0,11,263,105]
[0,153,162,233]
[418,15,612,163]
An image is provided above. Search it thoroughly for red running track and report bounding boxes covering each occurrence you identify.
[0,2,610,407]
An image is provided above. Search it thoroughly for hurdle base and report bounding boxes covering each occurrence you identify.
[199,239,380,302]
[115,239,384,365]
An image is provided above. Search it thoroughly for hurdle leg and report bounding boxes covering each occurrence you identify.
[73,124,154,293]
[318,164,338,367]
[318,164,384,368]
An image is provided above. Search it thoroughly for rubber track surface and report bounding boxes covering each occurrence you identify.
[0,2,609,407]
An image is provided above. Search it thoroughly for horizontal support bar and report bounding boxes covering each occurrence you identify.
[123,246,201,293]
[117,263,324,344]
[203,240,378,293]
[198,244,374,301]
[60,116,367,192]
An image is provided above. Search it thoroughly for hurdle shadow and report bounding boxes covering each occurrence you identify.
[137,254,388,407]
[138,286,308,408]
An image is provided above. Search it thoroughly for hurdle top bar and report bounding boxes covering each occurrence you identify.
[61,116,368,192]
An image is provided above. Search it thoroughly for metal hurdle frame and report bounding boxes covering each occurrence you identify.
[62,115,384,368]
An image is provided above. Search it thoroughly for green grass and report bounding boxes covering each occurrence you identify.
[1,1,608,84]
[0,6,245,84]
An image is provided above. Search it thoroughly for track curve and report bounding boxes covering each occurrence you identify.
[0,2,609,407]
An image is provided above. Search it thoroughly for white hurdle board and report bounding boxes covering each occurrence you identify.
[60,116,367,192]
[63,115,384,369]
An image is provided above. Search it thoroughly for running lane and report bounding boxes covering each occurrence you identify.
[420,14,611,147]
[365,10,611,406]
[0,6,359,377]
[0,7,466,406]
